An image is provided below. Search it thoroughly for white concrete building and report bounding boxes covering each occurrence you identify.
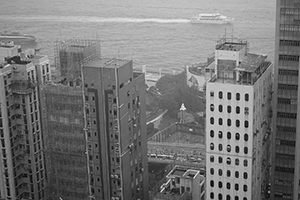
[159,165,205,200]
[205,37,273,200]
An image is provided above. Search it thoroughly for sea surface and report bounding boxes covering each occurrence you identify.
[0,0,275,73]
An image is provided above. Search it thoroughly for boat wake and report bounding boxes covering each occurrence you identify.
[0,15,190,24]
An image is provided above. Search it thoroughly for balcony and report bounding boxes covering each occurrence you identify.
[11,80,36,95]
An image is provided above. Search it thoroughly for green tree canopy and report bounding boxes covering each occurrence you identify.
[156,71,204,117]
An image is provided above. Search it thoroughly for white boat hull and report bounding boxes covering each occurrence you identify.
[190,19,231,24]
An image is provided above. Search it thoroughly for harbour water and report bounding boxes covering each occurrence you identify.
[0,0,275,73]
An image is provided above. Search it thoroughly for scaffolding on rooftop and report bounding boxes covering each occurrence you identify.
[54,39,101,82]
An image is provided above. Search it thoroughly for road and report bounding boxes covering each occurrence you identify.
[147,141,206,164]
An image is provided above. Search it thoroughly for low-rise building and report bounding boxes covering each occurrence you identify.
[158,165,205,200]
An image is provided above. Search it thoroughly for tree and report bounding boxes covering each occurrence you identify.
[156,71,204,117]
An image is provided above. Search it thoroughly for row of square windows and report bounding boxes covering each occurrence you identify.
[210,104,249,115]
[209,143,249,154]
[210,131,249,141]
[209,156,249,166]
[209,192,248,200]
[209,118,249,128]
[209,181,248,191]
[210,91,250,101]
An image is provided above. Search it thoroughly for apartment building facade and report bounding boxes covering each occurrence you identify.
[82,58,149,200]
[0,41,50,200]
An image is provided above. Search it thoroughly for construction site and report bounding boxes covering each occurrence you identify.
[41,39,101,200]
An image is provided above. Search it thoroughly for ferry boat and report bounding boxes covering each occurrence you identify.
[190,13,233,24]
[0,31,36,43]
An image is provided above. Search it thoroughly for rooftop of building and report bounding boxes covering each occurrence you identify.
[215,37,248,51]
[84,58,130,69]
[167,165,201,180]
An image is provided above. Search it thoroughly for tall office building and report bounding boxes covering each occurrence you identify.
[205,37,273,200]
[82,58,149,200]
[271,1,300,199]
[0,41,49,200]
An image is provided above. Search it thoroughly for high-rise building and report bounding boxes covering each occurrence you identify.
[205,37,273,200]
[271,1,300,199]
[41,39,100,200]
[82,58,149,200]
[0,41,49,200]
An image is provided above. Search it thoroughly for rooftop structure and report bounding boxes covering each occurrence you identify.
[157,165,205,200]
[54,39,101,82]
[206,37,272,85]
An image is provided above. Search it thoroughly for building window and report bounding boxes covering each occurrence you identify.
[210,130,214,138]
[243,159,248,167]
[235,133,240,140]
[244,147,248,154]
[226,157,231,165]
[227,92,232,100]
[219,105,223,112]
[210,168,214,175]
[227,145,231,152]
[227,106,232,113]
[218,181,223,188]
[227,119,231,126]
[244,134,249,141]
[243,172,248,179]
[226,183,231,190]
[227,132,231,139]
[236,106,240,114]
[210,117,214,125]
[243,185,248,192]
[210,193,214,199]
[210,104,214,111]
[210,91,214,97]
[235,196,239,200]
[219,91,223,99]
[227,170,231,177]
[219,118,223,125]
[235,159,239,166]
[236,120,240,127]
[218,169,223,176]
[210,155,214,162]
[235,183,239,191]
[218,131,223,138]
[218,156,223,164]
[210,180,214,187]
[218,144,223,151]
[236,93,240,101]
[210,143,214,150]
[235,171,239,178]
[245,107,249,115]
[218,194,222,200]
[244,121,249,128]
[245,93,249,101]
[235,146,240,153]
